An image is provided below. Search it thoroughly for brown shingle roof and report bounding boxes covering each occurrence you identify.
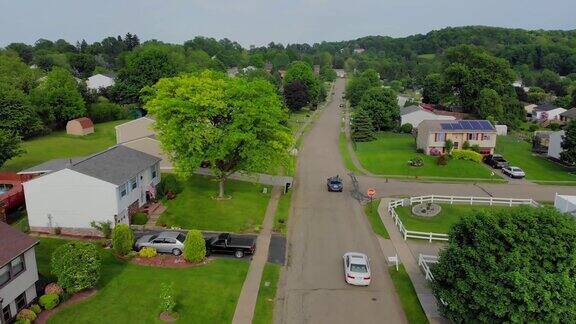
[75,117,94,129]
[0,222,38,267]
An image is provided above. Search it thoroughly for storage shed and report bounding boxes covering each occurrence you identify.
[66,117,94,136]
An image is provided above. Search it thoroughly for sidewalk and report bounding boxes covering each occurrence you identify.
[378,198,447,324]
[231,186,282,324]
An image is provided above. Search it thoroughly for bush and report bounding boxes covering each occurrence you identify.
[159,283,176,313]
[400,123,413,134]
[139,246,157,258]
[445,139,454,153]
[90,220,113,239]
[183,229,206,263]
[452,149,482,163]
[437,155,449,165]
[44,282,64,295]
[51,242,101,293]
[16,309,37,322]
[39,293,60,310]
[29,304,41,315]
[416,148,425,154]
[112,224,134,256]
[157,174,183,199]
[408,156,424,167]
[131,212,148,225]
[15,319,30,324]
[462,141,470,150]
[469,144,481,153]
[87,97,130,123]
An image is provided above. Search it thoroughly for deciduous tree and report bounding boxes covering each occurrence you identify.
[284,80,310,111]
[0,130,25,168]
[357,87,399,131]
[561,120,576,165]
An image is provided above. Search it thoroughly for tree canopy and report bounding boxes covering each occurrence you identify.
[345,69,381,107]
[357,87,399,131]
[560,120,576,165]
[0,130,24,169]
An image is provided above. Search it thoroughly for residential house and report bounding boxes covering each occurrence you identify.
[400,105,455,128]
[66,117,94,136]
[0,223,39,324]
[560,108,576,123]
[86,74,115,91]
[531,103,566,122]
[547,130,565,160]
[523,103,538,119]
[20,146,161,236]
[353,48,365,54]
[334,69,346,78]
[227,67,239,78]
[114,117,172,170]
[554,194,576,216]
[416,120,497,155]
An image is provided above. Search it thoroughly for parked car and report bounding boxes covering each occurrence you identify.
[483,154,509,169]
[343,252,371,286]
[327,175,343,192]
[502,166,526,179]
[205,233,256,258]
[135,231,186,255]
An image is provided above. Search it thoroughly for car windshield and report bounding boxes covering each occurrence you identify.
[148,235,158,241]
[330,180,341,185]
[511,167,522,172]
[177,233,186,242]
[350,264,368,273]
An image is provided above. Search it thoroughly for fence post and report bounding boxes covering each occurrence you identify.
[509,199,512,207]
[450,196,454,204]
[429,233,432,243]
[470,197,473,205]
[403,230,407,241]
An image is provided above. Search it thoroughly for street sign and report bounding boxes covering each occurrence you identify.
[367,188,376,198]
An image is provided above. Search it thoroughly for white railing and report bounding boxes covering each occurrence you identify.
[388,195,539,242]
[418,254,439,281]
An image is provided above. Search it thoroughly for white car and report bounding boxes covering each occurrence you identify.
[343,252,371,286]
[502,166,526,179]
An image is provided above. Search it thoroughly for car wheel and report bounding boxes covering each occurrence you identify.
[234,250,244,258]
[172,248,182,256]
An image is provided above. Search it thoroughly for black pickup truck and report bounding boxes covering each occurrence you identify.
[205,233,256,258]
[483,154,509,169]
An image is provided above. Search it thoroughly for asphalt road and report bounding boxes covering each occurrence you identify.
[278,79,407,323]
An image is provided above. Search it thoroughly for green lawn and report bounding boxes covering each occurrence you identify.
[339,129,362,174]
[273,190,292,234]
[355,132,497,180]
[364,201,389,239]
[395,204,513,233]
[35,237,71,281]
[36,238,250,324]
[253,263,281,324]
[496,135,576,183]
[288,109,313,135]
[158,175,271,233]
[388,265,428,324]
[2,120,129,172]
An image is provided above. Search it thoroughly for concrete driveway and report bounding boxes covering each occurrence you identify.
[277,79,407,323]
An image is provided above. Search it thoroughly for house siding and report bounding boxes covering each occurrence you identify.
[417,123,496,155]
[121,138,173,170]
[547,130,564,160]
[0,248,38,321]
[115,117,156,144]
[116,162,161,223]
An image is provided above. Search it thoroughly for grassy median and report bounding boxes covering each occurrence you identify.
[388,265,428,324]
[252,263,281,324]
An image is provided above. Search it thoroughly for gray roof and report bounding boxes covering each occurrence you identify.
[400,105,423,115]
[535,103,559,112]
[560,108,576,118]
[19,157,85,174]
[21,146,160,186]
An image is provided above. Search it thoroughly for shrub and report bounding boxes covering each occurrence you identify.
[183,229,206,262]
[452,149,482,163]
[139,246,157,258]
[90,220,113,239]
[400,123,413,134]
[470,144,481,153]
[39,293,60,310]
[51,242,101,293]
[437,155,449,165]
[462,141,470,150]
[88,97,130,123]
[445,139,454,153]
[112,224,134,256]
[44,282,64,295]
[416,148,425,154]
[159,283,176,313]
[157,174,183,199]
[408,156,424,167]
[131,212,148,225]
[29,304,41,315]
[16,309,37,322]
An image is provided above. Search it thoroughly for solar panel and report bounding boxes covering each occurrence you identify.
[470,120,482,129]
[441,123,452,130]
[479,120,493,130]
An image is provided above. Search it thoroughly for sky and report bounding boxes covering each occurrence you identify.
[0,0,575,47]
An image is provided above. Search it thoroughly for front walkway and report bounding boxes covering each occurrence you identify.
[379,198,447,323]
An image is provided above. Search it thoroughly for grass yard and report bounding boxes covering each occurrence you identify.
[273,190,292,234]
[355,132,497,180]
[1,120,129,172]
[339,129,362,174]
[252,263,281,324]
[496,135,576,183]
[35,237,71,281]
[388,265,428,324]
[36,238,250,324]
[364,201,389,239]
[394,203,513,233]
[288,109,313,135]
[158,175,272,233]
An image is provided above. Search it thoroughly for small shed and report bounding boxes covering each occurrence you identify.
[66,117,94,136]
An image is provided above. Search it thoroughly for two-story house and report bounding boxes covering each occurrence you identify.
[20,145,161,236]
[0,223,39,324]
[417,120,497,155]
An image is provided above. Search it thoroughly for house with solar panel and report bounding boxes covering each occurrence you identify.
[416,120,497,155]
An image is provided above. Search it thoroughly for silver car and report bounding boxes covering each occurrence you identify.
[502,166,526,179]
[135,231,186,255]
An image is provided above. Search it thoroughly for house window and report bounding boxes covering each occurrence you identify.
[482,134,491,141]
[15,292,26,311]
[0,265,9,286]
[435,133,446,142]
[468,133,474,140]
[130,177,137,190]
[2,305,10,323]
[0,255,25,288]
[119,184,128,198]
[11,256,24,277]
[151,165,158,179]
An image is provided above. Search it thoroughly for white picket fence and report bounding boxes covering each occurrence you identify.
[388,195,539,242]
[418,254,439,281]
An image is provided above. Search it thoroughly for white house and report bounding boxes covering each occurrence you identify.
[0,223,39,324]
[86,74,115,91]
[20,146,161,236]
[547,130,565,160]
[554,194,576,215]
[532,103,567,122]
[400,105,456,128]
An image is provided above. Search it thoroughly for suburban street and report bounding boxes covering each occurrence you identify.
[278,78,407,323]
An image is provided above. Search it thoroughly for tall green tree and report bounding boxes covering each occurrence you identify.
[477,88,504,120]
[284,80,310,111]
[432,206,576,322]
[0,130,25,168]
[0,51,39,92]
[422,73,443,104]
[345,69,381,107]
[358,87,399,131]
[0,84,44,138]
[145,71,292,198]
[560,120,576,165]
[67,53,96,78]
[284,61,323,106]
[351,108,375,142]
